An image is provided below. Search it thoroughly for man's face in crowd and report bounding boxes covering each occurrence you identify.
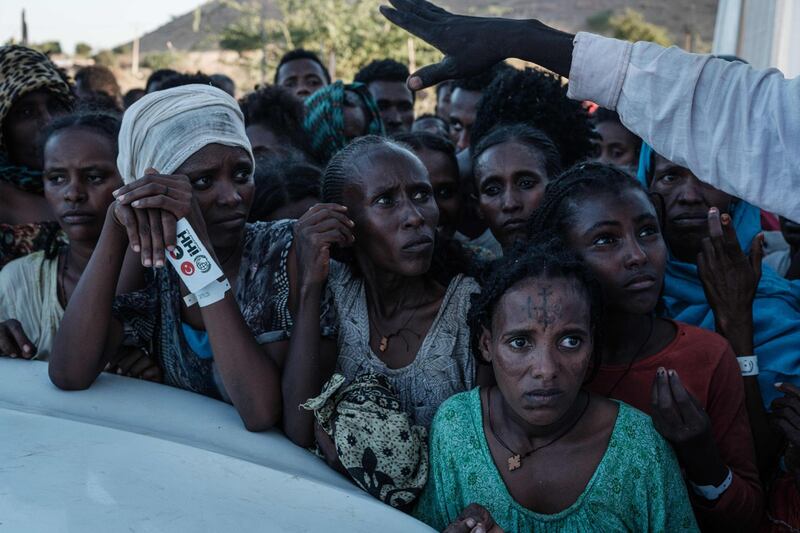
[277,59,328,100]
[449,88,482,153]
[367,81,414,135]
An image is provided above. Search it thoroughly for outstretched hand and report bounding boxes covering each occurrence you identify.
[697,207,762,353]
[380,1,512,90]
[379,0,574,89]
[444,504,504,533]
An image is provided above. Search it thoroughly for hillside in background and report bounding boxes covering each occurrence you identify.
[132,0,718,54]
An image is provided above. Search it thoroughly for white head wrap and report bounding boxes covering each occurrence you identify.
[117,84,253,184]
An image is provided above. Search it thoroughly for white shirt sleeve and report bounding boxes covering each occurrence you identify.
[567,32,800,222]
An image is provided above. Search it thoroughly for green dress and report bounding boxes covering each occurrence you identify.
[414,388,699,532]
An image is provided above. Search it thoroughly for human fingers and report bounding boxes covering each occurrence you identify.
[114,173,192,202]
[114,202,141,253]
[140,365,163,383]
[114,351,143,375]
[775,382,800,399]
[5,320,36,359]
[720,212,742,256]
[134,208,153,267]
[652,368,684,428]
[127,354,157,378]
[161,211,177,252]
[407,57,461,91]
[750,232,764,284]
[770,397,800,418]
[387,0,449,20]
[147,209,166,268]
[0,323,23,358]
[300,207,355,230]
[667,369,703,421]
[130,195,190,219]
[707,207,723,239]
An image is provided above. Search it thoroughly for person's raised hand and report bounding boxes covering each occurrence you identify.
[443,504,504,533]
[771,382,800,471]
[0,319,37,359]
[697,207,762,353]
[379,1,512,90]
[112,169,196,268]
[651,368,712,446]
[379,0,574,89]
[293,204,355,290]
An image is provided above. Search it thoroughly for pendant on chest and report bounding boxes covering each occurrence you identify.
[507,454,521,471]
[379,336,389,352]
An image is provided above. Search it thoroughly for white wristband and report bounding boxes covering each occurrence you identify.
[183,279,231,308]
[690,468,733,501]
[737,355,759,376]
[166,218,224,294]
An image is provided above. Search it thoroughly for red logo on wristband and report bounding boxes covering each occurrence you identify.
[180,261,195,276]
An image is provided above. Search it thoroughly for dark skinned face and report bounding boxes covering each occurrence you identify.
[435,84,452,122]
[414,147,461,238]
[3,89,69,169]
[341,146,439,277]
[480,277,594,427]
[781,216,800,249]
[266,196,318,221]
[591,121,639,168]
[276,59,328,100]
[175,143,254,251]
[564,189,667,315]
[650,154,734,263]
[343,90,368,140]
[475,141,550,250]
[367,80,414,135]
[411,116,449,139]
[245,124,303,160]
[448,88,481,153]
[43,128,122,244]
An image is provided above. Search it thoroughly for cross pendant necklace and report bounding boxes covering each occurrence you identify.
[487,388,591,472]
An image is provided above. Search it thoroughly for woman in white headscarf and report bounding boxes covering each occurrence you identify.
[49,85,293,431]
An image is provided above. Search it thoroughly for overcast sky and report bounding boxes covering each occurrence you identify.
[0,0,204,54]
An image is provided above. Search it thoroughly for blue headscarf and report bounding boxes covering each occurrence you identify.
[639,143,800,408]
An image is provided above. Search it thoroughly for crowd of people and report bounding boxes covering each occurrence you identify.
[1,0,799,530]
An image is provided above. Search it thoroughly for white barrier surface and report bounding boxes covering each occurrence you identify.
[0,359,434,533]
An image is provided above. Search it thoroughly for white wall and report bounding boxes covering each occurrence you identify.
[713,0,800,77]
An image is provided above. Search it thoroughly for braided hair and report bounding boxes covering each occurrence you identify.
[468,240,604,380]
[40,111,122,159]
[472,124,562,184]
[471,67,595,169]
[527,162,648,244]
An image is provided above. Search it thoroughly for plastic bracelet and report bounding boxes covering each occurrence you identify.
[166,218,224,294]
[183,279,230,308]
[690,468,733,501]
[737,355,759,376]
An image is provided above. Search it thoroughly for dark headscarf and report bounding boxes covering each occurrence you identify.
[0,45,72,194]
[303,81,383,163]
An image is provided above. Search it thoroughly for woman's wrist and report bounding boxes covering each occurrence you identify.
[676,433,730,487]
[715,316,754,355]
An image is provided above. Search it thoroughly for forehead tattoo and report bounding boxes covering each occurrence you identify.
[526,286,562,330]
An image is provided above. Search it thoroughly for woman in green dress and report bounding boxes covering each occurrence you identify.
[414,243,698,532]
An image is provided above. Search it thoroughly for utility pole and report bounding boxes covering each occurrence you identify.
[21,9,28,46]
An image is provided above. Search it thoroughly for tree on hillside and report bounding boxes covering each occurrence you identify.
[31,41,62,55]
[75,42,92,57]
[587,8,673,47]
[220,0,441,81]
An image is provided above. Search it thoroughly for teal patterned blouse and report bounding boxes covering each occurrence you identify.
[414,388,699,532]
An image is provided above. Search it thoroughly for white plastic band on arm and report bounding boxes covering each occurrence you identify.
[183,279,231,308]
[165,218,224,294]
[690,468,733,501]
[737,355,759,377]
